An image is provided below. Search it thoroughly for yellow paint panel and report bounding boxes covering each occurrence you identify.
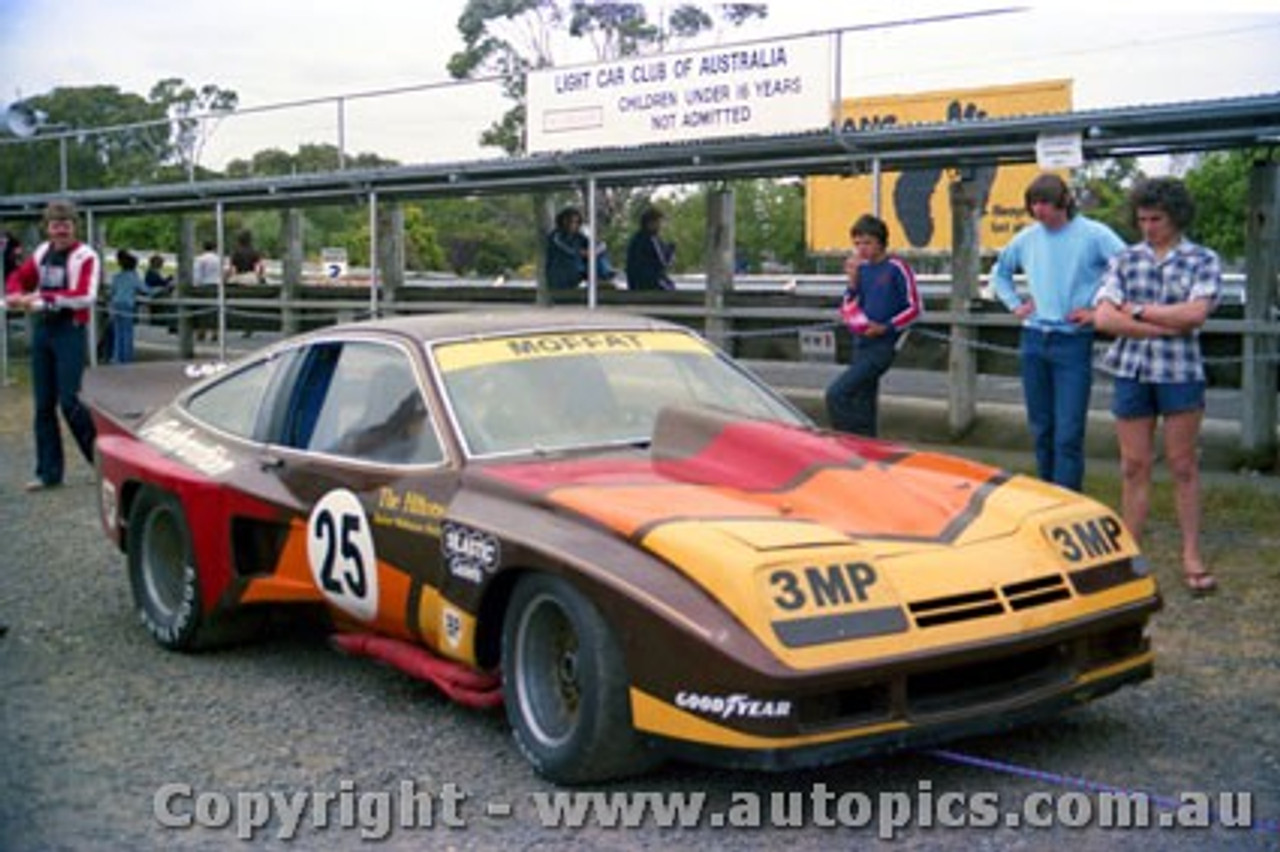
[434,330,710,372]
[713,520,850,550]
[806,79,1072,252]
[419,588,481,666]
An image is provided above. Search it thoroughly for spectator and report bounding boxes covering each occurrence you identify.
[3,200,99,491]
[192,240,221,341]
[108,249,164,364]
[2,230,22,280]
[824,214,922,437]
[625,207,676,291]
[992,173,1125,492]
[545,207,615,291]
[226,229,265,285]
[144,253,173,291]
[1093,177,1221,595]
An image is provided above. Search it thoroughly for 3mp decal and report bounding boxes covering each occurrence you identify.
[308,489,379,621]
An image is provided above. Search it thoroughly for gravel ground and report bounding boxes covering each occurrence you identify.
[0,374,1277,852]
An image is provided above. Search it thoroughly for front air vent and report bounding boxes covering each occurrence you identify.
[908,589,1004,628]
[1002,574,1071,610]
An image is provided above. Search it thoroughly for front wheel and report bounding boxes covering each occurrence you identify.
[501,574,657,783]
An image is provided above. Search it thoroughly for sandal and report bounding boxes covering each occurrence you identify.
[1183,569,1218,597]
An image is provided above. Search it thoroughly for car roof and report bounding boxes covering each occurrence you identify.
[322,309,687,345]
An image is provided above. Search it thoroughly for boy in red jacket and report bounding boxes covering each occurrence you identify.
[825,214,922,437]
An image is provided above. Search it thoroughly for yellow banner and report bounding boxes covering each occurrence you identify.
[433,330,710,372]
[806,80,1072,253]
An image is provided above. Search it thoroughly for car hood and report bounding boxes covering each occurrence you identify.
[478,406,1069,555]
[476,407,1140,665]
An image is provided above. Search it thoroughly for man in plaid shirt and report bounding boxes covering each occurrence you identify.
[1094,177,1221,595]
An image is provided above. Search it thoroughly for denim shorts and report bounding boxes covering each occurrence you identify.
[1111,377,1206,419]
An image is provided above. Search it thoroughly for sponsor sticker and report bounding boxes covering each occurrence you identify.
[433,330,710,372]
[442,607,463,649]
[674,691,792,720]
[140,419,235,477]
[441,520,501,584]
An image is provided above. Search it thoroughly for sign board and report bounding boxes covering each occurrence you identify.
[1036,131,1084,169]
[806,80,1073,253]
[320,247,348,282]
[526,34,832,154]
[799,328,836,363]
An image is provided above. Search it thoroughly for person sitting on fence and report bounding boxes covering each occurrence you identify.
[545,207,615,291]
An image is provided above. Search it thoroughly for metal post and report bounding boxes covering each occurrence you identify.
[86,208,97,368]
[369,190,379,319]
[1,294,9,387]
[216,201,226,361]
[704,187,736,352]
[59,137,68,193]
[587,176,598,310]
[947,177,982,437]
[871,157,882,219]
[832,31,843,127]
[1241,159,1279,468]
[337,98,347,171]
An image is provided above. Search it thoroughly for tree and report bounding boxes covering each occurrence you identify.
[1076,157,1145,244]
[448,1,766,155]
[1183,150,1259,262]
[0,86,166,194]
[148,79,239,181]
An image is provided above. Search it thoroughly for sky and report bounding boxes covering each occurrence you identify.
[2,0,1278,169]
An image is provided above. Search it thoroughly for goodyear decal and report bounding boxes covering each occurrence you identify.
[1045,515,1126,567]
[673,691,792,721]
[434,330,709,372]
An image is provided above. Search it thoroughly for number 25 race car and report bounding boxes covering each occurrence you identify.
[85,310,1159,783]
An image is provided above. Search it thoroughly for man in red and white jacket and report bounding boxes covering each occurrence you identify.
[5,199,100,490]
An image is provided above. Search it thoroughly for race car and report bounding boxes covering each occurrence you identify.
[85,310,1160,783]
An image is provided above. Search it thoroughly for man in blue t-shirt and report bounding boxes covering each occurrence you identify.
[992,174,1124,492]
[825,214,922,438]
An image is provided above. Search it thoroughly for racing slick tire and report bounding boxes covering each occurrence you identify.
[501,573,659,783]
[126,485,252,651]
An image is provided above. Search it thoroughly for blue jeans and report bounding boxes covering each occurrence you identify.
[1020,328,1093,492]
[825,335,897,437]
[111,307,135,364]
[30,315,97,486]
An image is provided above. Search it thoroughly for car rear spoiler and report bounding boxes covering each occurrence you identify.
[82,361,226,436]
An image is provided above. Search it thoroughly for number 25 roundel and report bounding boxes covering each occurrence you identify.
[307,489,379,622]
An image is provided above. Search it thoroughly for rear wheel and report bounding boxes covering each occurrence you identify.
[501,574,657,783]
[128,487,203,649]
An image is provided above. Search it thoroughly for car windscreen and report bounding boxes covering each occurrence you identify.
[431,329,808,457]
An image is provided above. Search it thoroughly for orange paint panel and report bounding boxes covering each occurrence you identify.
[550,459,1003,543]
[240,522,323,604]
[551,484,776,537]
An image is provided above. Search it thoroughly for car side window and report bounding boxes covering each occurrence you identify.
[289,341,444,466]
[184,359,277,439]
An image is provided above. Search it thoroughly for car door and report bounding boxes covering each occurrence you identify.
[240,335,462,650]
